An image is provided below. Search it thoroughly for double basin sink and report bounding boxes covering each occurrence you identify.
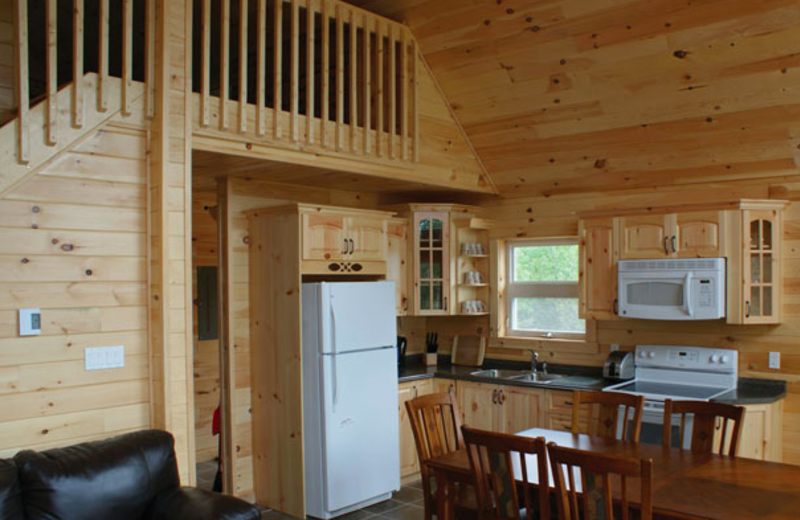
[470,368,564,384]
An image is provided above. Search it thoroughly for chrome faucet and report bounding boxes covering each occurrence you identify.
[529,350,539,374]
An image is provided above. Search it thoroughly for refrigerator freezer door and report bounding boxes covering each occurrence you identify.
[326,282,396,354]
[321,347,400,512]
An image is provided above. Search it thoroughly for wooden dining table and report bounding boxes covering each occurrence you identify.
[425,427,800,520]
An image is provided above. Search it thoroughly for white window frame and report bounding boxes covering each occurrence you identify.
[506,238,585,340]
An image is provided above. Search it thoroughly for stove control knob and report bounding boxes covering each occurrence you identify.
[711,355,720,363]
[721,355,729,364]
[648,352,655,359]
[639,351,647,358]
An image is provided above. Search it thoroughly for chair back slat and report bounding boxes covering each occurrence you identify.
[463,427,549,520]
[662,399,745,456]
[548,442,653,520]
[571,390,645,442]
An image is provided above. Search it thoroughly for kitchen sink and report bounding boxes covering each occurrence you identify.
[470,369,529,379]
[508,372,565,383]
[469,369,565,384]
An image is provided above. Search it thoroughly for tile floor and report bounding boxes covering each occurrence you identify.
[260,481,425,520]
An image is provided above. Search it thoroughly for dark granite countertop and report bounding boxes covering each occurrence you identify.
[399,360,787,405]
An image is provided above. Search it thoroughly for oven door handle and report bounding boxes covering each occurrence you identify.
[684,272,693,317]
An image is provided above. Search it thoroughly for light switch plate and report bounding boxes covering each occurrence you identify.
[19,308,41,336]
[85,346,125,371]
[769,352,780,370]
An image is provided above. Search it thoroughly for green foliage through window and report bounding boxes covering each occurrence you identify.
[513,245,578,282]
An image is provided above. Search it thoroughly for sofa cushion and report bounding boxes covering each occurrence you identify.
[15,430,180,520]
[0,459,24,520]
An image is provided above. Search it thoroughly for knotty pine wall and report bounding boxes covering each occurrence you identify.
[193,190,221,463]
[479,180,800,464]
[0,0,11,126]
[0,125,150,458]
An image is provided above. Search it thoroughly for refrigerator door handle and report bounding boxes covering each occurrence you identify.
[331,301,339,411]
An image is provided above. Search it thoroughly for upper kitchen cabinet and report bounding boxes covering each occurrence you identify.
[254,204,394,276]
[579,217,618,320]
[389,204,492,316]
[618,214,673,259]
[727,201,788,324]
[618,211,725,259]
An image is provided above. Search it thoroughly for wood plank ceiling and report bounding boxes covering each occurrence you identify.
[347,0,800,198]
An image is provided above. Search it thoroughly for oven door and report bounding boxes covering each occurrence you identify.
[618,271,693,320]
[621,402,693,450]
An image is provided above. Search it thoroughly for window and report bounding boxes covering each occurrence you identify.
[506,239,585,339]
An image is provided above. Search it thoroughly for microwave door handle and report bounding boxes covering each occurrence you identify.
[684,272,693,317]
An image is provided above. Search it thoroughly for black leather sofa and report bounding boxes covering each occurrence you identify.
[0,430,261,520]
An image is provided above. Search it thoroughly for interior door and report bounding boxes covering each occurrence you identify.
[303,213,347,261]
[618,214,673,259]
[321,348,400,511]
[347,216,386,261]
[675,211,723,258]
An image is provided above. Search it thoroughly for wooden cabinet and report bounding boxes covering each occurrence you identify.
[398,379,433,478]
[580,200,787,325]
[713,400,783,462]
[302,213,347,261]
[346,215,386,261]
[618,214,672,259]
[386,218,410,315]
[458,381,542,434]
[579,217,617,320]
[413,211,451,315]
[433,378,456,396]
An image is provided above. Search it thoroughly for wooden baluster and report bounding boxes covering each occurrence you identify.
[146,0,155,119]
[239,0,248,132]
[305,0,314,145]
[72,0,84,129]
[412,37,419,163]
[388,24,396,159]
[290,0,299,141]
[200,0,211,126]
[401,28,408,161]
[46,0,57,146]
[122,0,133,116]
[98,0,109,112]
[256,0,266,135]
[220,0,230,130]
[362,14,371,154]
[321,0,329,148]
[349,9,357,153]
[376,20,383,157]
[274,0,283,138]
[13,0,29,163]
[335,4,344,151]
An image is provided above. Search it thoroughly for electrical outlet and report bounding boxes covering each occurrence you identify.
[769,352,780,370]
[85,346,125,371]
[610,344,620,352]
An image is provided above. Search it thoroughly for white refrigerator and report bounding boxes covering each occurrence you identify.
[302,281,400,519]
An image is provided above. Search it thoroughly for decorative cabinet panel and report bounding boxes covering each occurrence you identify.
[501,386,543,434]
[458,381,497,431]
[674,211,724,258]
[413,211,451,315]
[346,216,386,262]
[618,214,672,259]
[579,217,617,320]
[302,213,347,261]
[386,218,410,315]
[458,381,542,434]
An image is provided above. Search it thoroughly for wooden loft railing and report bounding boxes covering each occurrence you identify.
[10,0,155,166]
[192,0,419,165]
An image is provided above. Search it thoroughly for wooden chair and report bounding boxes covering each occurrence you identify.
[570,390,645,442]
[662,399,745,456]
[547,442,653,520]
[462,427,549,520]
[406,392,474,520]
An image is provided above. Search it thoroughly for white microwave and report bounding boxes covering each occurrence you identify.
[617,258,725,320]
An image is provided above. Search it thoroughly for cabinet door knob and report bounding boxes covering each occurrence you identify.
[342,239,348,254]
[492,389,498,405]
[499,390,506,404]
[745,300,751,318]
[349,238,355,255]
[671,235,677,253]
[663,237,669,255]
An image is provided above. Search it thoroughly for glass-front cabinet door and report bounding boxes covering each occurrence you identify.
[743,209,780,323]
[414,212,450,315]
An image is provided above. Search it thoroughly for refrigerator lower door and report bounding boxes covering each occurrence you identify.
[321,347,400,513]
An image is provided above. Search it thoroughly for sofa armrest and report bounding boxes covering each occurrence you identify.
[149,487,261,520]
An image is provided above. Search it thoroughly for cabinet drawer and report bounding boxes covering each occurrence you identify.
[548,390,576,414]
[547,414,574,433]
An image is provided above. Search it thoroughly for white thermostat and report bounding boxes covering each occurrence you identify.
[19,308,42,336]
